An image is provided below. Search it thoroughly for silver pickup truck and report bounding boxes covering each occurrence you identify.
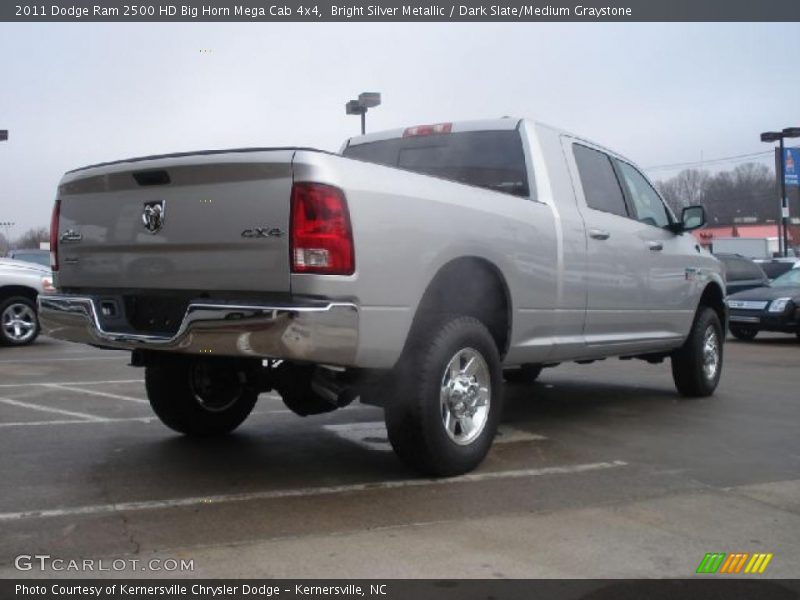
[40,118,725,476]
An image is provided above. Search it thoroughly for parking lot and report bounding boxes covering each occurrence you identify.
[0,334,798,578]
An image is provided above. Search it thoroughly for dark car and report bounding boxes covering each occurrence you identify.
[715,253,769,295]
[8,248,50,268]
[755,258,800,281]
[726,268,800,341]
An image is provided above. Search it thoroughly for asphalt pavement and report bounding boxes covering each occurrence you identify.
[0,334,798,578]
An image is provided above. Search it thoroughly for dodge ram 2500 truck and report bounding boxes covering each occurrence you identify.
[40,118,726,476]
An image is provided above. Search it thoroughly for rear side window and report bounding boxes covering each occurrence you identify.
[721,257,767,282]
[572,144,628,218]
[342,130,530,197]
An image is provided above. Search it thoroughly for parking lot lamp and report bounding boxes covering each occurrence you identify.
[345,92,381,135]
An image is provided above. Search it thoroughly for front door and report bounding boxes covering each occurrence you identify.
[564,140,652,346]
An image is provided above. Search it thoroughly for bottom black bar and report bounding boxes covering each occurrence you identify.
[2,580,800,600]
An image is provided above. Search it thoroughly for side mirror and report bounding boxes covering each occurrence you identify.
[680,205,705,232]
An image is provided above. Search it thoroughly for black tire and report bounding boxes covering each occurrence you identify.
[729,325,758,341]
[385,315,503,477]
[145,357,258,436]
[0,295,40,347]
[671,306,723,397]
[503,364,543,384]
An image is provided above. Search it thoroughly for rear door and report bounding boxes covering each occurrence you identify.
[56,150,295,292]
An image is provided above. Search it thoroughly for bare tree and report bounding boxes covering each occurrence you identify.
[12,227,49,250]
[656,163,775,226]
[657,169,709,214]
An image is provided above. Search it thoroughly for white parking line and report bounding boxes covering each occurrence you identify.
[0,379,144,389]
[323,422,547,452]
[0,397,105,422]
[0,460,628,521]
[0,417,155,428]
[0,407,380,428]
[0,356,125,364]
[44,384,148,404]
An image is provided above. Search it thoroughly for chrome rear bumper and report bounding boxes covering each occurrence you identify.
[38,294,359,365]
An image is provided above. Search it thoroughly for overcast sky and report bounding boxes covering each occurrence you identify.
[0,22,797,235]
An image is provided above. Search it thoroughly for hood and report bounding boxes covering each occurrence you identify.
[728,284,800,302]
[0,258,51,276]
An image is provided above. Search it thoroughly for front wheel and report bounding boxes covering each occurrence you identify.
[145,357,258,436]
[729,325,758,341]
[0,296,40,347]
[671,307,723,397]
[385,316,502,477]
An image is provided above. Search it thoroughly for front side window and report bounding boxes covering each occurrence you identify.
[572,144,628,218]
[614,161,671,228]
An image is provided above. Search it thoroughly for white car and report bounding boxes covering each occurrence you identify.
[0,258,54,346]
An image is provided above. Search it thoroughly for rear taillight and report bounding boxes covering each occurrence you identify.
[49,199,60,272]
[403,122,452,137]
[290,183,354,275]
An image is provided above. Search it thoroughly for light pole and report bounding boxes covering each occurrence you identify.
[1,132,9,254]
[345,92,381,135]
[761,128,800,257]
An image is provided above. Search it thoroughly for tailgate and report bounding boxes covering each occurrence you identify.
[56,149,295,293]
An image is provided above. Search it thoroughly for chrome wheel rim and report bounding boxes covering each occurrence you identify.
[440,347,491,446]
[189,362,243,413]
[2,302,37,343]
[702,326,720,381]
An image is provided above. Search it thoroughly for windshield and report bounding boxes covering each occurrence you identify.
[12,252,50,267]
[771,268,800,287]
[342,130,530,197]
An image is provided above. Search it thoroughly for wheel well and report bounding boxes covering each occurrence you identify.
[0,285,38,303]
[410,257,511,356]
[699,282,725,325]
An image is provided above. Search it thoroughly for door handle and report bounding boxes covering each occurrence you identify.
[647,241,663,252]
[588,228,610,240]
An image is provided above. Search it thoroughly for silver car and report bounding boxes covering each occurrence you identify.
[40,118,725,475]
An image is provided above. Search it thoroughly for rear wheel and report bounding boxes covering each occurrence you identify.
[729,325,758,341]
[145,357,258,436]
[671,307,723,397]
[0,296,40,347]
[385,316,502,477]
[503,364,543,384]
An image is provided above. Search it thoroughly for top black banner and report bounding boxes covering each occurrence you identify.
[3,0,800,22]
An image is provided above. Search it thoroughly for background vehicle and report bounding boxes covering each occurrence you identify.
[7,248,50,268]
[715,253,770,295]
[712,237,776,259]
[726,268,800,341]
[40,118,726,476]
[754,257,800,281]
[0,258,53,346]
